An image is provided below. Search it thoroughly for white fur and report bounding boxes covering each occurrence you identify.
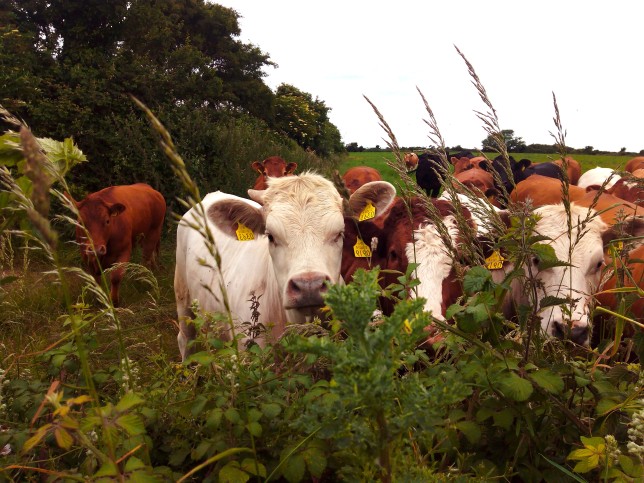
[405,215,460,320]
[508,204,607,343]
[577,167,620,189]
[439,191,500,235]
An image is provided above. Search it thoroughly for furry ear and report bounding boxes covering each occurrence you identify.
[602,216,644,247]
[285,162,298,175]
[251,161,265,175]
[207,200,265,239]
[108,203,126,217]
[347,181,396,218]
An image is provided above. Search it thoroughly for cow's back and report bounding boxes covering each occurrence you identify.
[106,184,166,237]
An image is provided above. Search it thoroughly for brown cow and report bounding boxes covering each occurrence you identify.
[574,191,641,226]
[599,175,643,206]
[69,183,166,306]
[510,174,587,206]
[452,156,489,175]
[594,244,644,341]
[403,152,419,171]
[342,166,383,194]
[625,156,644,173]
[251,156,297,190]
[342,196,474,318]
[552,157,581,185]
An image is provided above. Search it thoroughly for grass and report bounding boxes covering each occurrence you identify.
[340,151,634,185]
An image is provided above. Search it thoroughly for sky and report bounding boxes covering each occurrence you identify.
[214,1,644,152]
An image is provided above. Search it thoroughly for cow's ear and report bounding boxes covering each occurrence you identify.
[585,185,601,192]
[248,189,266,205]
[207,200,265,238]
[285,162,298,175]
[518,159,531,170]
[348,181,396,218]
[450,157,459,165]
[109,203,126,217]
[251,161,265,175]
[602,216,644,246]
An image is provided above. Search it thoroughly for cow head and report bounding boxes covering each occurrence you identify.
[207,174,396,323]
[505,205,643,346]
[67,193,126,269]
[251,156,297,178]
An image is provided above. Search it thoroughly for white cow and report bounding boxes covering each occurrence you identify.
[175,173,396,360]
[500,203,641,345]
[577,167,620,190]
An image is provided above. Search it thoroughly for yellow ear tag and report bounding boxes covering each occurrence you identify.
[353,238,372,258]
[358,202,376,221]
[615,241,624,251]
[485,250,505,270]
[235,222,254,241]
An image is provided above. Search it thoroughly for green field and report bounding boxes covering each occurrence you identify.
[340,151,632,185]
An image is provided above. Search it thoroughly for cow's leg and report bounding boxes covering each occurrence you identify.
[110,249,132,307]
[141,228,163,270]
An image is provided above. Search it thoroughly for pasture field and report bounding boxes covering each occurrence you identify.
[2,134,643,482]
[340,151,632,184]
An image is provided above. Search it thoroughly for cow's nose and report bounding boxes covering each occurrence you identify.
[553,321,589,345]
[286,272,330,308]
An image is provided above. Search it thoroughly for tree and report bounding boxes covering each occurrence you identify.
[274,84,344,156]
[481,129,526,153]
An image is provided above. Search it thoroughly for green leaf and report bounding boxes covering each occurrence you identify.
[282,453,306,483]
[206,408,223,429]
[261,403,282,418]
[124,456,146,472]
[463,266,492,294]
[539,296,570,311]
[185,351,216,365]
[95,461,119,477]
[246,421,262,437]
[445,303,465,320]
[530,369,564,394]
[241,458,267,477]
[455,421,481,444]
[219,462,250,483]
[116,413,145,435]
[224,407,241,424]
[532,243,570,269]
[493,409,514,430]
[115,392,145,412]
[302,446,327,478]
[499,372,533,401]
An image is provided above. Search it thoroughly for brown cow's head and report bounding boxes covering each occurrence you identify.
[72,196,125,269]
[252,156,297,178]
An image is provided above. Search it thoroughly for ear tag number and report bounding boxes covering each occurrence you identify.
[235,222,254,241]
[485,250,505,270]
[358,202,376,221]
[615,241,624,251]
[353,238,372,258]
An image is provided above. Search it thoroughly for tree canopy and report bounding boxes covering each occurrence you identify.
[1,0,343,202]
[481,129,526,153]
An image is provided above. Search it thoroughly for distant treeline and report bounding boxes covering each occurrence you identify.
[346,142,644,157]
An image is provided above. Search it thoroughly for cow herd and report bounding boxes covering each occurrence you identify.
[68,153,643,360]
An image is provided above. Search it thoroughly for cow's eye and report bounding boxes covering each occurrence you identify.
[389,249,398,260]
[593,259,604,273]
[105,218,110,225]
[532,256,539,267]
[267,233,275,244]
[333,231,344,243]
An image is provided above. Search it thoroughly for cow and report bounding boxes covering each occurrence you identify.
[495,204,640,345]
[599,176,643,206]
[174,173,396,360]
[574,191,641,226]
[552,157,582,185]
[452,156,490,175]
[342,166,383,194]
[403,152,419,171]
[594,244,643,340]
[415,152,449,197]
[342,196,475,319]
[625,156,644,173]
[68,183,166,307]
[577,167,620,190]
[510,174,587,206]
[251,156,297,190]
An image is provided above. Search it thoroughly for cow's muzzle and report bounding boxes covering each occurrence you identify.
[285,272,330,309]
[553,321,589,346]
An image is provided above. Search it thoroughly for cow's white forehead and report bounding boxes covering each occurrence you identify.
[262,172,343,223]
[534,204,607,241]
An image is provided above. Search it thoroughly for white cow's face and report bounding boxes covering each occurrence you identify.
[208,173,396,324]
[513,205,608,346]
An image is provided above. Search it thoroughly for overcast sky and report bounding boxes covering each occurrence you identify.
[214,1,644,152]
